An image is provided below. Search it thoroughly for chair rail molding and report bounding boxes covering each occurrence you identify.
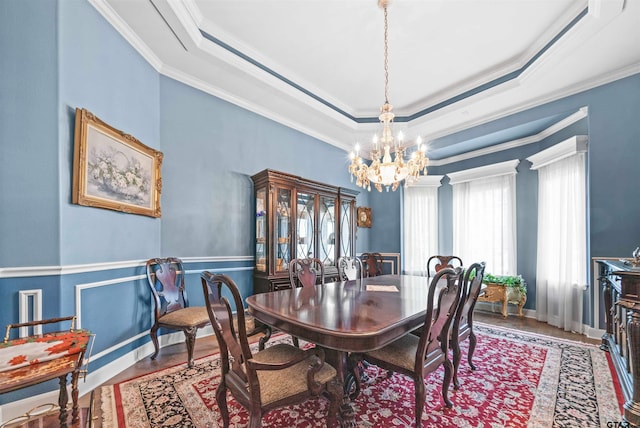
[0,256,255,278]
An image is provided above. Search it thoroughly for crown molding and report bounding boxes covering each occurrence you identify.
[527,135,588,170]
[447,159,520,185]
[409,175,444,188]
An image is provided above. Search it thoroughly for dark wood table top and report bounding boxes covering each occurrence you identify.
[246,274,432,353]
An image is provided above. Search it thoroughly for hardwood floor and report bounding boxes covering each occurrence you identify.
[474,308,600,345]
[3,309,600,427]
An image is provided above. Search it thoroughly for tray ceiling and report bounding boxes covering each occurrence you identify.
[92,0,640,158]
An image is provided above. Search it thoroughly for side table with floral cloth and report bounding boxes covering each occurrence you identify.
[0,316,92,428]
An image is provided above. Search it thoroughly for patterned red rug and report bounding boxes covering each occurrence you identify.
[100,324,623,427]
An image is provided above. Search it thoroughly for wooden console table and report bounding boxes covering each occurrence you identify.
[0,317,91,428]
[598,259,640,427]
[477,282,526,318]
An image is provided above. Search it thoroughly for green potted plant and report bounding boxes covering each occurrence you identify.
[479,273,527,317]
[482,273,527,294]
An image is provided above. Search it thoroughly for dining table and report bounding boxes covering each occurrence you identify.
[246,274,437,427]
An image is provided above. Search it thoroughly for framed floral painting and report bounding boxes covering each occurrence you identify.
[72,108,163,217]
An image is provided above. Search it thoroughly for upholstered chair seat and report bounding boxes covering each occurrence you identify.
[253,344,337,405]
[156,306,209,326]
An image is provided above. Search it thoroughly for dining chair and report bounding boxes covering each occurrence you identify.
[289,258,326,347]
[427,255,463,277]
[145,257,210,367]
[201,272,339,428]
[451,261,486,389]
[289,257,325,288]
[350,266,464,427]
[360,252,384,277]
[259,258,326,351]
[337,256,364,281]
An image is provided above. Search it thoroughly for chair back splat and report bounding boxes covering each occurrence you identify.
[289,258,325,288]
[361,252,384,277]
[201,272,340,427]
[145,257,210,367]
[337,256,364,281]
[427,255,463,277]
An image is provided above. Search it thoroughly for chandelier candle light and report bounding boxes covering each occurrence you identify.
[349,0,429,192]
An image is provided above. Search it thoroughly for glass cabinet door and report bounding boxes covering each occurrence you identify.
[319,196,336,266]
[275,188,291,273]
[256,187,267,272]
[340,199,353,258]
[296,192,315,259]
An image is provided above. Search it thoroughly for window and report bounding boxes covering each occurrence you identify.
[528,136,587,332]
[449,160,519,275]
[403,176,443,275]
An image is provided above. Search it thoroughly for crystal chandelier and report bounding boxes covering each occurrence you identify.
[348,0,428,192]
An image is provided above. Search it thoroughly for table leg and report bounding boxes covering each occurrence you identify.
[58,373,69,428]
[324,349,356,427]
[71,369,80,424]
[501,288,508,318]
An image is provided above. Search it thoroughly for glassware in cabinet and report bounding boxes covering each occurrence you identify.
[255,187,267,272]
[319,196,336,266]
[296,192,315,259]
[275,188,291,272]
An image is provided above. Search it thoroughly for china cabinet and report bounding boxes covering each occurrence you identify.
[251,169,358,293]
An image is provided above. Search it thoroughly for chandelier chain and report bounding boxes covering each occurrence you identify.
[383,5,389,104]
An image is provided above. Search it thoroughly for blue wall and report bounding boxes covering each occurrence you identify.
[158,77,367,257]
[1,0,60,267]
[58,0,162,265]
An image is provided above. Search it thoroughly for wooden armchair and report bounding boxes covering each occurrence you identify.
[201,272,339,428]
[427,255,463,277]
[361,252,384,277]
[451,261,486,389]
[337,256,364,281]
[351,267,464,427]
[145,257,210,367]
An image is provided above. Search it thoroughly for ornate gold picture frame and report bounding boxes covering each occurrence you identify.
[357,206,372,228]
[72,108,162,218]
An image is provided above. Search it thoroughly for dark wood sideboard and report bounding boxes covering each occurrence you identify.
[598,259,640,426]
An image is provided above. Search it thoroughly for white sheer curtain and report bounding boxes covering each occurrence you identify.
[403,182,440,275]
[452,173,517,275]
[534,152,586,332]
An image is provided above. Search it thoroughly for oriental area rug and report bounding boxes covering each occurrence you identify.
[100,324,624,427]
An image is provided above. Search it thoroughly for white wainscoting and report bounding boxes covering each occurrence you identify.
[0,256,252,424]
